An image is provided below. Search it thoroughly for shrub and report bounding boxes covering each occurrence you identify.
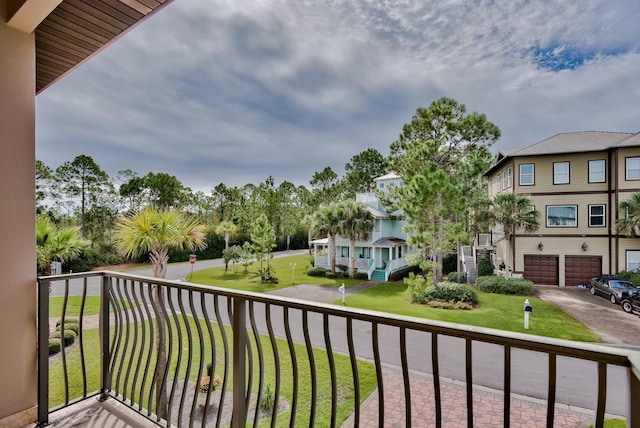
[388,265,422,281]
[58,323,80,334]
[476,276,534,295]
[260,383,274,412]
[336,264,349,276]
[442,252,457,274]
[56,318,79,328]
[447,271,466,283]
[325,272,337,279]
[307,267,329,277]
[616,270,640,286]
[49,330,77,346]
[355,271,369,280]
[412,282,478,305]
[477,259,495,277]
[48,339,61,355]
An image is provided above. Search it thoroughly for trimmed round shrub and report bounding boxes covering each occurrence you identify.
[325,272,337,279]
[57,323,80,334]
[476,276,534,295]
[48,339,61,355]
[447,272,466,283]
[477,259,495,277]
[49,329,77,346]
[412,282,478,305]
[355,272,369,280]
[307,267,329,277]
[56,318,79,328]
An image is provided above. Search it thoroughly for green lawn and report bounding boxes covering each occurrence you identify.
[49,318,376,427]
[189,254,363,292]
[339,282,600,342]
[50,296,101,317]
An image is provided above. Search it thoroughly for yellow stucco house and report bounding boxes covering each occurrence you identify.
[484,131,640,287]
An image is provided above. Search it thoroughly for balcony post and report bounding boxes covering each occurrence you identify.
[231,297,247,428]
[99,274,111,401]
[36,278,50,426]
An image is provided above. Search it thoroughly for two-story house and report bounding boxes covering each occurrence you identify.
[311,172,411,281]
[484,131,640,287]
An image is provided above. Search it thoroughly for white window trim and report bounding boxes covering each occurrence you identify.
[588,160,606,183]
[519,164,534,186]
[546,205,578,227]
[626,157,640,181]
[626,250,640,271]
[507,167,512,188]
[588,204,606,227]
[553,162,570,185]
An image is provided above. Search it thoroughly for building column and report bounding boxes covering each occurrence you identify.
[0,4,37,425]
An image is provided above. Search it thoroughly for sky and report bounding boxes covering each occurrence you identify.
[36,0,640,193]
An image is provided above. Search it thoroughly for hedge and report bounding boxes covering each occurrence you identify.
[306,267,329,277]
[48,339,61,355]
[388,265,422,282]
[476,276,534,295]
[49,329,77,346]
[355,272,369,280]
[477,259,495,277]
[446,271,466,283]
[412,282,478,305]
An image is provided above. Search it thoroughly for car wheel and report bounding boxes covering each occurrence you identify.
[610,294,617,304]
[622,300,633,313]
[590,286,596,295]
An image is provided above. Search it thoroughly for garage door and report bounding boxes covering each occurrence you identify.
[565,256,602,287]
[524,255,559,285]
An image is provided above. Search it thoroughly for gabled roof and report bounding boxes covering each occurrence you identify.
[485,131,639,176]
[366,205,389,219]
[374,172,400,181]
[372,237,406,246]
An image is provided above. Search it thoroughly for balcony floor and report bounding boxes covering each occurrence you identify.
[37,366,602,427]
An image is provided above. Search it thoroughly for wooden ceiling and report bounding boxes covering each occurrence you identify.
[35,0,172,94]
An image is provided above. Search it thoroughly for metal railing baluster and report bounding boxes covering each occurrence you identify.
[432,333,441,428]
[547,352,557,427]
[372,322,384,427]
[303,310,317,427]
[347,318,360,427]
[266,303,280,427]
[595,361,607,428]
[466,338,473,427]
[504,344,511,428]
[232,298,248,428]
[249,301,264,428]
[401,327,411,427]
[284,307,298,428]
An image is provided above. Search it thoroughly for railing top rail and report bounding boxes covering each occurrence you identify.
[42,270,639,368]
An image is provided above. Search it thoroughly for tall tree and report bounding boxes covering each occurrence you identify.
[616,193,640,237]
[489,193,539,277]
[143,172,189,210]
[310,166,342,207]
[114,207,206,418]
[36,215,89,275]
[344,148,389,195]
[387,97,500,282]
[336,200,374,278]
[119,174,146,213]
[56,155,110,237]
[311,204,342,274]
[36,160,55,212]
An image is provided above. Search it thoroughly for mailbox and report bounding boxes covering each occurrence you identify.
[524,299,532,312]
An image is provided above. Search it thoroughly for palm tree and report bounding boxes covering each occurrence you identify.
[617,192,640,237]
[214,220,237,251]
[113,207,206,418]
[489,193,539,278]
[36,215,89,275]
[311,204,342,274]
[336,201,374,278]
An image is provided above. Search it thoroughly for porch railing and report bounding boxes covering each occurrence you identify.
[38,271,640,427]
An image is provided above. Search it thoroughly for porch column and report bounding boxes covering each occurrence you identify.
[0,4,38,425]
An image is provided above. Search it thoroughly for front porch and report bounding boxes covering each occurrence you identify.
[35,271,640,427]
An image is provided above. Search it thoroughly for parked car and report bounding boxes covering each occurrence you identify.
[589,275,638,304]
[621,289,640,314]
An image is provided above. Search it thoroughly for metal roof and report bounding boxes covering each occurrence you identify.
[372,237,406,246]
[366,205,389,219]
[374,172,400,181]
[485,131,639,176]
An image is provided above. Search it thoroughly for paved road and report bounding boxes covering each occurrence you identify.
[47,251,632,417]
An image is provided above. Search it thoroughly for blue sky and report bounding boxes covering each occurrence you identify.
[36,0,640,192]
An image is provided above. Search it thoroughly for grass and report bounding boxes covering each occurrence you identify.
[590,420,626,428]
[189,254,363,292]
[50,296,101,317]
[49,316,377,427]
[339,282,600,342]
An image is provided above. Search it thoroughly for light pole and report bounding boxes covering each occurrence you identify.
[290,262,296,285]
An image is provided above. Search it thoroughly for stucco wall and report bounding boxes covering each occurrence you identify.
[0,3,37,424]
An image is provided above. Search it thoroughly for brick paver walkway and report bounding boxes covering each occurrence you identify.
[342,366,596,428]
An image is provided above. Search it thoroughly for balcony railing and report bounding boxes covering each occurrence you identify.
[38,271,640,427]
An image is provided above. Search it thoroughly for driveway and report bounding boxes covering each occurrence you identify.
[534,285,640,347]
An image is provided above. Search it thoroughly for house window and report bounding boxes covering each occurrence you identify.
[588,160,605,183]
[496,174,502,192]
[341,247,349,257]
[398,246,402,258]
[547,205,577,227]
[501,171,507,191]
[379,182,385,189]
[626,251,640,271]
[626,157,640,180]
[519,164,534,185]
[488,179,493,196]
[589,204,605,227]
[507,167,512,188]
[553,162,570,184]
